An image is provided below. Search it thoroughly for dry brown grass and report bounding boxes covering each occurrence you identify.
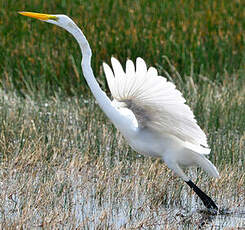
[0,89,244,229]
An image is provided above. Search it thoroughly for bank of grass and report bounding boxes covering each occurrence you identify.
[0,0,244,95]
[0,0,245,229]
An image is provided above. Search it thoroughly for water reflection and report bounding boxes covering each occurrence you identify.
[196,207,245,229]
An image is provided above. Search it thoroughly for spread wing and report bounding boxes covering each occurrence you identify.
[103,57,210,154]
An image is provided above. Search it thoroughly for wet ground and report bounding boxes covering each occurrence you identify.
[1,166,244,229]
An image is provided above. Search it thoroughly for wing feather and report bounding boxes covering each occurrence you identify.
[103,57,210,152]
[126,59,135,76]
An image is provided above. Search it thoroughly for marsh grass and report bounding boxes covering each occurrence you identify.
[0,71,244,228]
[0,0,245,229]
[0,0,244,95]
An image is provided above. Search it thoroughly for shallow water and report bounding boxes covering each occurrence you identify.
[0,167,245,229]
[69,171,245,229]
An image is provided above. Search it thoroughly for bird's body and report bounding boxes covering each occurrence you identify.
[115,101,218,181]
[103,57,219,182]
[19,12,219,211]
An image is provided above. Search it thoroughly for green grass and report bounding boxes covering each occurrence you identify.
[0,0,244,229]
[0,0,244,95]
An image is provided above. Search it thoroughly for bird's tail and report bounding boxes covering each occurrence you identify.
[195,154,220,178]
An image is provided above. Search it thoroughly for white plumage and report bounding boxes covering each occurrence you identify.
[103,57,209,152]
[19,12,219,210]
[102,57,219,181]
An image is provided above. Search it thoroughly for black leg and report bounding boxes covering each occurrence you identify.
[186,180,218,210]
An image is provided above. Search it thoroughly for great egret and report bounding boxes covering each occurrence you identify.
[19,12,219,211]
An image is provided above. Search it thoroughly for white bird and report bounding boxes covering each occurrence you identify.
[19,12,219,210]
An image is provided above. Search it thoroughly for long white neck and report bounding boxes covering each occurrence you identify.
[67,25,135,134]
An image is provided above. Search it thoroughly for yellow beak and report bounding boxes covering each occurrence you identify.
[18,11,58,21]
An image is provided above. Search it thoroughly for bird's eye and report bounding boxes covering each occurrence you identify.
[49,15,58,21]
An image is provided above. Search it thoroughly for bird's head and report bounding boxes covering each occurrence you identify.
[18,12,77,32]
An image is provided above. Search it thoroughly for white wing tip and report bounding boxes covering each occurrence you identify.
[111,56,117,62]
[102,61,107,68]
[184,141,211,155]
[136,57,146,66]
[136,57,144,62]
[111,56,120,65]
[103,62,111,73]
